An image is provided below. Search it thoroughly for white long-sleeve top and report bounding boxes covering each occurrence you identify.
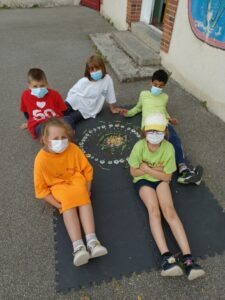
[65,74,117,119]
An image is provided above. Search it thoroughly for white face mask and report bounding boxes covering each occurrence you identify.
[146,132,164,145]
[49,139,68,153]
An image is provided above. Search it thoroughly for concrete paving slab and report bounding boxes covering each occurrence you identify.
[131,22,162,53]
[112,31,161,66]
[90,33,158,81]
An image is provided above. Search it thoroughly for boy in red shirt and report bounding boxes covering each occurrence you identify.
[20,68,74,138]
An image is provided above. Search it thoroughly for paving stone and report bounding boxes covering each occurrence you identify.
[90,33,159,82]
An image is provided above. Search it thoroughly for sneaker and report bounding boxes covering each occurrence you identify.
[73,245,90,267]
[183,258,205,280]
[161,255,184,277]
[177,165,203,185]
[87,239,108,259]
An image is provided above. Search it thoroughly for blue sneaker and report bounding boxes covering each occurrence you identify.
[161,255,183,277]
[183,258,205,281]
[177,165,203,186]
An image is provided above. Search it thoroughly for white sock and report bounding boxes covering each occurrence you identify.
[86,233,97,245]
[72,239,84,252]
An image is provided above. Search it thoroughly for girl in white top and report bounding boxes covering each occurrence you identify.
[64,55,125,122]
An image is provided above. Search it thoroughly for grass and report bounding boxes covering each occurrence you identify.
[0,4,40,9]
[0,4,11,9]
[200,100,208,111]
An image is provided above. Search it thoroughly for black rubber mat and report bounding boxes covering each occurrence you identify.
[54,108,225,292]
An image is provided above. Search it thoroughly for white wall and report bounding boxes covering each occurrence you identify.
[100,0,128,31]
[0,0,80,7]
[161,0,225,122]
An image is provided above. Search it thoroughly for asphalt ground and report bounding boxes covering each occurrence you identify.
[0,6,225,300]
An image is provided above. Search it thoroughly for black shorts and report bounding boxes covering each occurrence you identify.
[64,102,84,123]
[134,179,162,192]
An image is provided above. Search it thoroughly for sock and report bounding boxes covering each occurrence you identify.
[161,251,172,259]
[178,163,189,174]
[72,239,84,252]
[86,233,97,245]
[183,254,192,261]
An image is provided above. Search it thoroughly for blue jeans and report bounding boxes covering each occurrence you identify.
[167,124,186,166]
[34,116,75,138]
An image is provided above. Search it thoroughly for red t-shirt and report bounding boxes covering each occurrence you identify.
[20,89,67,138]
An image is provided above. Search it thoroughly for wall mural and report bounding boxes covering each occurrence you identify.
[188,0,225,49]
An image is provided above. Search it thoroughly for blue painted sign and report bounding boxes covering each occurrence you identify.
[188,0,225,49]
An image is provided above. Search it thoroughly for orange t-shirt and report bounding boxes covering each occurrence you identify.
[34,143,93,213]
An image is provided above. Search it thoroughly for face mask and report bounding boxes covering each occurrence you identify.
[49,139,68,153]
[90,70,103,81]
[150,86,162,96]
[31,87,48,98]
[146,132,164,145]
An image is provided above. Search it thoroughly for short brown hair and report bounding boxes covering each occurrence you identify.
[40,117,73,146]
[27,68,48,83]
[84,55,106,80]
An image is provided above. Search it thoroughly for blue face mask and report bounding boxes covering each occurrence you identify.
[31,87,48,98]
[150,86,162,96]
[90,70,103,81]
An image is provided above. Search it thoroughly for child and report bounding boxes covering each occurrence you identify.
[128,113,205,280]
[122,69,203,185]
[64,55,126,122]
[20,68,74,139]
[34,118,107,266]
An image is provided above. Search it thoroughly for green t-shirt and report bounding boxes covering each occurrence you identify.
[126,90,170,128]
[128,139,176,183]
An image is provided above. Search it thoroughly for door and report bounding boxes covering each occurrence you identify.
[80,0,101,11]
[140,0,155,24]
[140,0,167,30]
[152,0,167,29]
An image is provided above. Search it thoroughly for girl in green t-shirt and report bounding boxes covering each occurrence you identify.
[128,113,205,281]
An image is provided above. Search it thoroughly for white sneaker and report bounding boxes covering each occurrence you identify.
[73,245,90,267]
[87,239,108,259]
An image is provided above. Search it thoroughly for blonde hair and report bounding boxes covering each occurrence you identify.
[84,55,106,80]
[40,118,73,146]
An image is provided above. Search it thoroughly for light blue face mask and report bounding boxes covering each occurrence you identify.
[150,86,162,96]
[31,87,48,98]
[90,70,103,81]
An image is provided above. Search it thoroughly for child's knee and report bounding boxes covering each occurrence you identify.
[148,206,161,220]
[162,206,176,221]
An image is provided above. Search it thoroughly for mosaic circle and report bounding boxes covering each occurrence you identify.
[78,121,141,169]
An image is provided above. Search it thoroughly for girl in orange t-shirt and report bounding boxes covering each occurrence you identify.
[34,118,107,267]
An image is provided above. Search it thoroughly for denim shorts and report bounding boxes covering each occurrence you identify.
[134,179,162,192]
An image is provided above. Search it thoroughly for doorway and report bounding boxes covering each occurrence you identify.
[140,0,167,31]
[80,0,101,11]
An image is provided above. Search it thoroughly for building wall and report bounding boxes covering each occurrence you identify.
[0,0,80,7]
[100,0,129,31]
[161,0,225,122]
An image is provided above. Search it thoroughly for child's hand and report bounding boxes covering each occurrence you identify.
[110,106,122,114]
[56,202,62,209]
[169,118,178,125]
[20,122,28,130]
[139,162,150,173]
[119,108,129,116]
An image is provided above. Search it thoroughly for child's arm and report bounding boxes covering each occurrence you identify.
[108,103,127,114]
[87,181,92,196]
[121,93,142,117]
[43,194,62,209]
[130,167,146,177]
[139,162,172,181]
[20,112,29,129]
